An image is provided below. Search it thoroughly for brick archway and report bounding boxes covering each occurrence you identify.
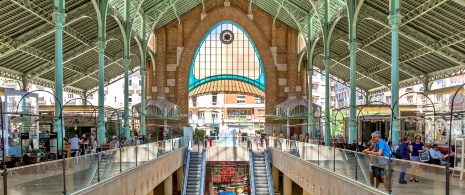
[176,6,278,118]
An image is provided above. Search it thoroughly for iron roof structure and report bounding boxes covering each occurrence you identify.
[0,0,464,97]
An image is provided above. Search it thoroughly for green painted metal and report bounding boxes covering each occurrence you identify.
[52,0,66,149]
[140,16,147,136]
[97,0,109,144]
[306,15,313,136]
[347,0,358,144]
[323,0,330,146]
[389,0,401,145]
[123,0,132,140]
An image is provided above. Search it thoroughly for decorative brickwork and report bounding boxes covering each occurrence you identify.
[149,0,300,125]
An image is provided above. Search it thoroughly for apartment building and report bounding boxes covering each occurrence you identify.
[188,94,265,135]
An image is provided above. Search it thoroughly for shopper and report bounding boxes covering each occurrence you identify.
[364,131,390,191]
[397,136,410,184]
[410,135,425,182]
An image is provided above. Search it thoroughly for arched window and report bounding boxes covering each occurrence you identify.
[189,21,265,91]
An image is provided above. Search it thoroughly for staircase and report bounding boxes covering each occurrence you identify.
[185,151,203,195]
[91,151,115,184]
[252,151,272,195]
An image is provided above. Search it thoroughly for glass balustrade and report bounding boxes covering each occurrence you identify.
[0,138,186,195]
[268,137,465,194]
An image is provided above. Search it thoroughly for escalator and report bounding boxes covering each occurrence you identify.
[250,150,274,195]
[90,150,116,184]
[182,149,206,195]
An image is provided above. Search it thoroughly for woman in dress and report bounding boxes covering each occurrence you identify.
[409,135,425,182]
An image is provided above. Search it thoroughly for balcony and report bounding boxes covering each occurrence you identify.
[226,115,253,120]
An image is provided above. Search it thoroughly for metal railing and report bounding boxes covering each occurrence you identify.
[268,137,465,195]
[249,143,257,195]
[264,149,275,195]
[1,138,186,195]
[181,140,192,195]
[199,149,206,195]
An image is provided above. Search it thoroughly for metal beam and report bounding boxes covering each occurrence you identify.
[30,77,84,95]
[360,0,447,49]
[400,30,465,63]
[452,0,465,7]
[359,7,465,76]
[87,66,141,96]
[0,2,95,59]
[27,44,95,78]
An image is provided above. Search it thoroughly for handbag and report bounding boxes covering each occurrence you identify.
[419,152,429,162]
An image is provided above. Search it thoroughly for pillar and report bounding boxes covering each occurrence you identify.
[347,0,359,144]
[322,0,331,146]
[389,0,401,145]
[164,175,173,195]
[176,166,184,192]
[307,15,314,136]
[140,17,147,137]
[96,0,108,144]
[283,174,292,195]
[82,92,88,106]
[272,165,279,192]
[52,0,66,149]
[123,0,132,140]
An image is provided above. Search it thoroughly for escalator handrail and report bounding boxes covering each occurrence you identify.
[264,149,274,195]
[249,147,257,195]
[103,150,117,178]
[199,149,207,195]
[87,152,102,185]
[181,140,192,195]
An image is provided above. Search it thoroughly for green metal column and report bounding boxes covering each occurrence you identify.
[97,0,109,144]
[389,0,401,145]
[123,56,130,139]
[123,0,132,140]
[347,0,358,143]
[52,0,66,149]
[307,16,314,136]
[323,0,331,146]
[140,16,147,137]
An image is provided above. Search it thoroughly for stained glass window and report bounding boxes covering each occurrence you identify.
[189,22,265,92]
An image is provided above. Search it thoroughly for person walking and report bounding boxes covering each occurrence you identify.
[397,136,410,184]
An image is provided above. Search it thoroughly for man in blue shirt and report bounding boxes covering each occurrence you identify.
[364,131,390,191]
[429,144,449,166]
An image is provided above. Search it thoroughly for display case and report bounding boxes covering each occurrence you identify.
[454,138,463,180]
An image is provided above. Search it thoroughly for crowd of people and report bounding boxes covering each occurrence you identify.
[362,131,456,191]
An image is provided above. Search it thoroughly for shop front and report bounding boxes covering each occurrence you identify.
[205,161,250,195]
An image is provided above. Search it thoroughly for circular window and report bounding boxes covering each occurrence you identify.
[220,30,234,44]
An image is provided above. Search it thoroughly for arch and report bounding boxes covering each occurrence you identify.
[188,21,265,92]
[176,6,278,114]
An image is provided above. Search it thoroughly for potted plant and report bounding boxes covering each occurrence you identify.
[195,129,206,145]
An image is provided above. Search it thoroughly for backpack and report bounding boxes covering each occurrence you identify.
[395,144,404,159]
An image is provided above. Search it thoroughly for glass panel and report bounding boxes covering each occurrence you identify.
[64,153,100,193]
[6,159,64,194]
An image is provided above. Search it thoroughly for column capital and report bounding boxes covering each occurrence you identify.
[51,12,67,24]
[348,42,359,50]
[123,58,131,65]
[388,14,402,26]
[95,41,107,50]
